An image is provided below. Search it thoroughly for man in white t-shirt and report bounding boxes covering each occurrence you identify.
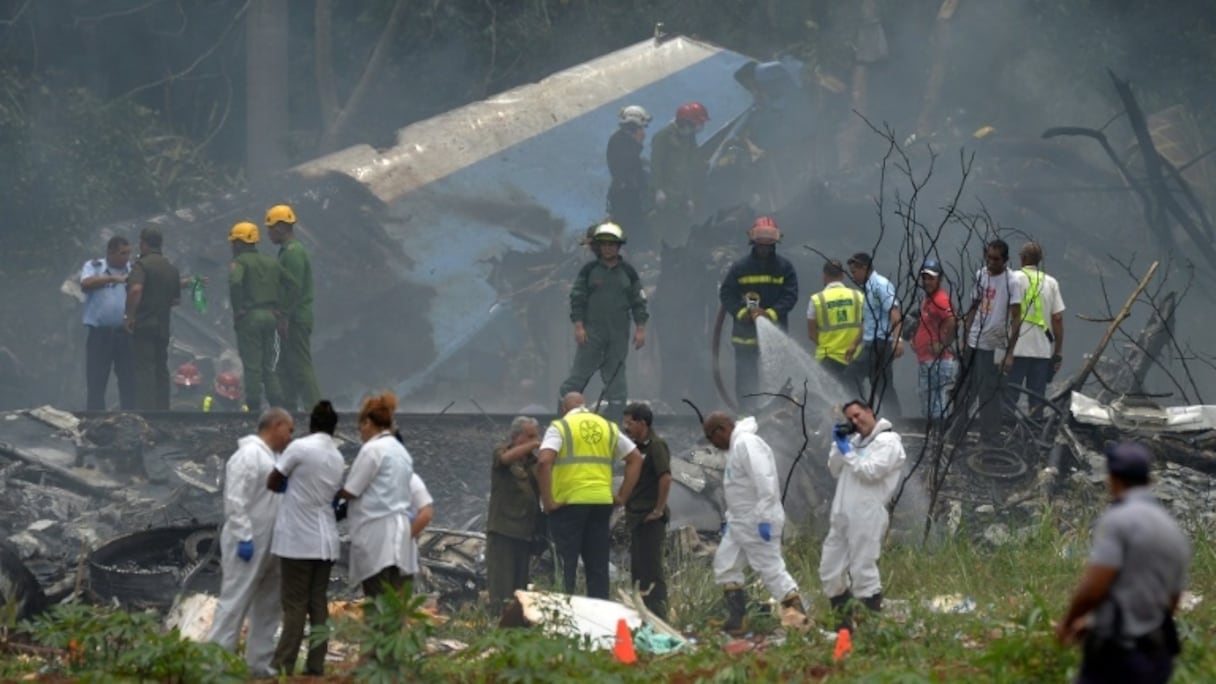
[1008,242,1065,418]
[954,240,1025,444]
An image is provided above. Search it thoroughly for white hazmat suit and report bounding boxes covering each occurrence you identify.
[208,435,282,675]
[819,418,905,600]
[712,417,799,601]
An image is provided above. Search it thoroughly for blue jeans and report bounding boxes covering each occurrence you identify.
[918,358,957,420]
[1007,356,1051,414]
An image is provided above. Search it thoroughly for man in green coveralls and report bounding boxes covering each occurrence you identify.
[227,221,284,411]
[124,226,181,410]
[265,204,321,410]
[557,221,649,418]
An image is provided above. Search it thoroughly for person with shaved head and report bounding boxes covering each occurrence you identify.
[704,411,808,635]
[536,392,643,599]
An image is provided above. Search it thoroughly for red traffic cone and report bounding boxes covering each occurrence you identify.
[833,627,853,661]
[613,618,637,664]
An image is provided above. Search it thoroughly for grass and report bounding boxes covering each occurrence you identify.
[4,500,1214,682]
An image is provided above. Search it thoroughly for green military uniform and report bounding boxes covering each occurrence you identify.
[626,434,671,619]
[485,445,541,608]
[129,248,181,410]
[276,238,320,409]
[229,250,284,409]
[650,121,704,249]
[558,258,648,415]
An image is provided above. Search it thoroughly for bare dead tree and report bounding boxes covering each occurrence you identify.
[315,0,408,154]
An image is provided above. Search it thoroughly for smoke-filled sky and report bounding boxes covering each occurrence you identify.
[1,0,1214,412]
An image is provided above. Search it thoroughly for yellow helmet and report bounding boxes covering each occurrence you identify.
[265,204,297,227]
[228,221,260,244]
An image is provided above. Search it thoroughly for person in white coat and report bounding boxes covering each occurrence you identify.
[820,399,906,629]
[267,400,345,676]
[337,391,414,599]
[208,407,294,677]
[704,411,808,635]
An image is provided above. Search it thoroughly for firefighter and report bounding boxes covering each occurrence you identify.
[171,362,207,411]
[228,222,284,411]
[208,371,250,412]
[651,102,709,250]
[266,205,321,410]
[606,105,653,252]
[718,217,799,409]
[557,222,648,419]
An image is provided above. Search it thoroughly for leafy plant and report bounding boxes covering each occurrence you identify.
[21,602,245,683]
[331,582,435,684]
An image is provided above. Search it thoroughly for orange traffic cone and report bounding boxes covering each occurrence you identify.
[833,627,853,661]
[614,618,638,664]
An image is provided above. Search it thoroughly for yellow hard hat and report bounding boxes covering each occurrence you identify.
[265,204,297,227]
[228,221,260,244]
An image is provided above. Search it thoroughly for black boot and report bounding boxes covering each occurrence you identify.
[861,592,883,612]
[829,591,854,632]
[722,586,748,636]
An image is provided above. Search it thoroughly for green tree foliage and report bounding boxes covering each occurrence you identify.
[0,69,232,266]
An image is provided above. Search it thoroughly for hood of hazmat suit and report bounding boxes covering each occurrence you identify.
[722,417,785,525]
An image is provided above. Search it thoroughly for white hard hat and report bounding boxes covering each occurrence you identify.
[592,222,626,243]
[619,105,652,128]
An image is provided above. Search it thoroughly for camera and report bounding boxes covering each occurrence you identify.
[834,420,856,438]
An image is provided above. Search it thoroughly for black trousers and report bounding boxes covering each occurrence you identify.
[1077,648,1173,683]
[272,558,333,676]
[361,566,412,600]
[132,329,170,411]
[734,346,760,411]
[628,516,668,619]
[819,357,860,397]
[856,340,902,418]
[548,504,612,599]
[486,532,532,609]
[952,348,1004,443]
[85,326,134,411]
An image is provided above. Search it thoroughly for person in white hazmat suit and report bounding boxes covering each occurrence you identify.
[703,411,809,635]
[208,408,294,677]
[820,399,906,629]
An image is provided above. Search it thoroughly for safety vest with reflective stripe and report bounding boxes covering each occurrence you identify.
[1021,267,1047,330]
[812,285,864,363]
[551,411,619,504]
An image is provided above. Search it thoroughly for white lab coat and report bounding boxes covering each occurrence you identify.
[271,432,344,561]
[712,417,799,601]
[344,431,414,585]
[208,435,282,675]
[819,418,906,599]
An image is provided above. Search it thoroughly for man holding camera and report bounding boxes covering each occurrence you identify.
[820,400,906,629]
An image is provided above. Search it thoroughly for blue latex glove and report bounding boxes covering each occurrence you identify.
[273,476,288,493]
[758,522,772,542]
[332,493,348,521]
[237,539,254,562]
[834,435,852,454]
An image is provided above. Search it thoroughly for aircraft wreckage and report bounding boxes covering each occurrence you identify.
[10,32,1216,624]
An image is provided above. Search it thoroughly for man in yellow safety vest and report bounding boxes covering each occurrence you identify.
[807,259,864,393]
[536,392,642,599]
[1009,242,1065,418]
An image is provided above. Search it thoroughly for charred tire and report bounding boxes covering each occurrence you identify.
[966,448,1029,480]
[0,539,48,621]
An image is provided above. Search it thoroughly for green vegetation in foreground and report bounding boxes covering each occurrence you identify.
[3,508,1214,682]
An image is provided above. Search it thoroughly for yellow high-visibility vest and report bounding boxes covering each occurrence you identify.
[551,411,619,505]
[1022,267,1047,329]
[812,285,864,364]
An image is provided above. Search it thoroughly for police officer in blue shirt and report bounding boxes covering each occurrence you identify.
[1057,442,1190,683]
[80,236,134,410]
